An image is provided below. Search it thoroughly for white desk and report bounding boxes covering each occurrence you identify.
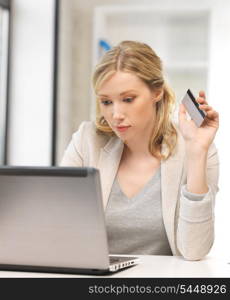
[0,255,229,278]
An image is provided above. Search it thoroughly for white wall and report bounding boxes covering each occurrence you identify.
[0,8,9,163]
[56,0,75,164]
[7,0,55,165]
[207,0,230,260]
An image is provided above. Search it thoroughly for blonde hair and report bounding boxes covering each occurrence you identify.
[92,40,177,160]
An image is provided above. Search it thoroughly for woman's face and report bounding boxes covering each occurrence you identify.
[97,71,162,142]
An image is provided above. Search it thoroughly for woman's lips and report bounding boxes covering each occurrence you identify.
[116,126,131,132]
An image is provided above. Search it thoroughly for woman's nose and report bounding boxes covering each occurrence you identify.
[112,109,125,120]
[112,104,125,120]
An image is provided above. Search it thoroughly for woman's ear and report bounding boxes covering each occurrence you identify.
[153,88,164,102]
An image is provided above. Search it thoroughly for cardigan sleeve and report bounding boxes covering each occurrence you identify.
[181,184,207,201]
[176,142,219,261]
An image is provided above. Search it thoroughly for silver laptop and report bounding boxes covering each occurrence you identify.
[0,166,139,275]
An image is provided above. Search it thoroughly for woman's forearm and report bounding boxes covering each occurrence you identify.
[186,148,209,194]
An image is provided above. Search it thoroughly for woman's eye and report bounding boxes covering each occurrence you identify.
[100,97,134,105]
[124,97,134,102]
[101,100,112,105]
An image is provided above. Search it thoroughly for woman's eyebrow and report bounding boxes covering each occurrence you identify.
[97,90,137,97]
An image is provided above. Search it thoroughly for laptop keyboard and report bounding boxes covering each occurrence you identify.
[109,256,136,264]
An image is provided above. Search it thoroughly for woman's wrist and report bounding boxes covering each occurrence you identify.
[185,148,209,194]
[185,141,209,157]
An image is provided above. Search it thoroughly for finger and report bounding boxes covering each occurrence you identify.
[197,90,208,105]
[199,90,206,99]
[196,97,208,105]
[199,104,212,111]
[205,110,219,119]
[197,90,207,105]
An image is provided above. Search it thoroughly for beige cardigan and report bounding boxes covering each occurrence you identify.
[60,121,219,261]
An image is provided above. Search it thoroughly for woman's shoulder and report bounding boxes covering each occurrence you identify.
[71,120,112,151]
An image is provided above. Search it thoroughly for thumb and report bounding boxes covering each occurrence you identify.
[179,103,187,122]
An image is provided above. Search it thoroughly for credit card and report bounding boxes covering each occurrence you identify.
[181,89,206,127]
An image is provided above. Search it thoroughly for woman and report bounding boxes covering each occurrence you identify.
[61,40,219,261]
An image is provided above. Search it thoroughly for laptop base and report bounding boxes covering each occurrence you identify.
[0,263,115,276]
[0,259,139,276]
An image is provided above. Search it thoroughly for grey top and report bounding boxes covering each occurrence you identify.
[105,167,206,256]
